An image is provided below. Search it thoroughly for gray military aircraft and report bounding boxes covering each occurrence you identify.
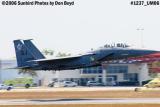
[13,39,159,70]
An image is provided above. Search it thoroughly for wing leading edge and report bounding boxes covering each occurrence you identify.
[29,53,96,63]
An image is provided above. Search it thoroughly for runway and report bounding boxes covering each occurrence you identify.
[1,98,160,105]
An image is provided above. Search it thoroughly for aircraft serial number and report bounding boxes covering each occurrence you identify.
[130,1,160,6]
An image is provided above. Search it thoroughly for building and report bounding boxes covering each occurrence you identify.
[80,63,149,86]
[0,59,151,86]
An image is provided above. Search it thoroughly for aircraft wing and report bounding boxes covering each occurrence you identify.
[30,53,95,63]
[32,56,81,62]
[4,66,31,70]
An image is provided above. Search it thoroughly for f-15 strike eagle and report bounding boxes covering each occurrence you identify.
[13,39,159,70]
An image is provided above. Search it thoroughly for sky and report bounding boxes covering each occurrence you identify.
[1,0,160,59]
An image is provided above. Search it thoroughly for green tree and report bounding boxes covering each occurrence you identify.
[18,69,37,77]
[42,49,54,56]
[56,52,71,57]
[148,61,160,78]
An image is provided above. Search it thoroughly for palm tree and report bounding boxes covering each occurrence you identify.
[18,69,37,77]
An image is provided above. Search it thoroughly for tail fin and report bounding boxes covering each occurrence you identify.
[13,39,45,67]
[23,39,45,59]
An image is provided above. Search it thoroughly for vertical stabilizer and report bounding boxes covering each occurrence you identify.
[14,40,34,67]
[23,39,45,59]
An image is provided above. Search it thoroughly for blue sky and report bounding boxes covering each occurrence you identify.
[1,0,160,59]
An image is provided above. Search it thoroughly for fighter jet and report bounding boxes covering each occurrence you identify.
[13,39,159,70]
